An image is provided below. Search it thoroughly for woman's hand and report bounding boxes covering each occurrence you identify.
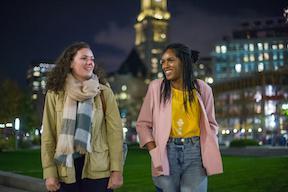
[149,147,163,171]
[45,177,60,192]
[107,171,123,189]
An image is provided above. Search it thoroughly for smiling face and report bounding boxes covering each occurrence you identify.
[70,48,95,81]
[161,49,183,84]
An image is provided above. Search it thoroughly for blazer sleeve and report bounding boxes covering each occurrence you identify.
[136,83,154,148]
[203,85,219,136]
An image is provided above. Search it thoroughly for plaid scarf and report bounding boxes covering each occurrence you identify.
[54,73,100,167]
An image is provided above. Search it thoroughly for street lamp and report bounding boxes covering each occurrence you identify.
[14,118,20,150]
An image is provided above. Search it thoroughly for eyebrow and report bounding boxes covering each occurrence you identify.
[82,55,94,58]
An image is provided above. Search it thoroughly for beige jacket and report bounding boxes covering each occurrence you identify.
[41,84,123,183]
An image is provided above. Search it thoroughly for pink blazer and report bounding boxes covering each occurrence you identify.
[136,79,223,176]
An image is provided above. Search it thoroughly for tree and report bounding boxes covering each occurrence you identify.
[0,80,22,122]
[0,79,40,133]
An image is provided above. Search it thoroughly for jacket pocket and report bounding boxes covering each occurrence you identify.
[57,165,67,178]
[88,149,109,172]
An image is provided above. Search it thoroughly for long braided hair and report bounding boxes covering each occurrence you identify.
[160,43,200,112]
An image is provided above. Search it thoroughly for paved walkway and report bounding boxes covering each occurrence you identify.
[0,185,29,192]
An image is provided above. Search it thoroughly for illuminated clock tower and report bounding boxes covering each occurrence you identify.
[134,0,170,79]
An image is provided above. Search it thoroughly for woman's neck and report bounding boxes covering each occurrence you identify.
[171,79,183,90]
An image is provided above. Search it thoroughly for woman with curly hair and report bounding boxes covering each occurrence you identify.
[41,42,123,192]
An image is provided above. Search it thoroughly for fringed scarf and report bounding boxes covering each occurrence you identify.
[54,73,100,167]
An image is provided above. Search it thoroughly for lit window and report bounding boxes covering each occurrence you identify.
[274,64,278,70]
[33,66,40,72]
[152,68,158,73]
[264,53,269,60]
[221,45,227,53]
[279,53,284,59]
[33,81,40,87]
[199,64,204,69]
[151,57,158,64]
[273,53,278,60]
[154,13,163,19]
[258,63,264,72]
[160,34,166,39]
[250,55,255,61]
[255,105,261,113]
[249,44,254,51]
[257,43,263,50]
[235,64,242,73]
[151,49,161,54]
[254,91,262,102]
[258,53,263,61]
[279,43,284,49]
[243,55,249,62]
[264,43,269,50]
[41,80,46,86]
[244,44,249,51]
[33,71,40,77]
[152,63,158,68]
[215,46,221,53]
[272,44,277,50]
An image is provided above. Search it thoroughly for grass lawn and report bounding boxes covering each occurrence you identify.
[0,147,288,192]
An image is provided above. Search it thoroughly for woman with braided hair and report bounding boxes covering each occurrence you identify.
[136,43,223,192]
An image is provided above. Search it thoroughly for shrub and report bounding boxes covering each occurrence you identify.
[230,139,259,147]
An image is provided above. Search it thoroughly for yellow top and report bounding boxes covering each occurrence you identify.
[170,88,200,138]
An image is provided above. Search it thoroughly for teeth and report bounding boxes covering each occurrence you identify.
[165,70,172,75]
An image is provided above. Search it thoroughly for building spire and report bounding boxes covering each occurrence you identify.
[134,0,170,80]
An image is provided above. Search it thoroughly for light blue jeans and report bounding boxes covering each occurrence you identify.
[153,137,207,192]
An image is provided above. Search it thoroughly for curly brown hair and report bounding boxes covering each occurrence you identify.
[46,42,107,92]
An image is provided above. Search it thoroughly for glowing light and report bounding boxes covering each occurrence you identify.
[282,104,288,110]
[6,123,13,128]
[258,63,264,72]
[14,118,20,131]
[215,46,221,53]
[157,72,163,78]
[220,45,227,53]
[233,129,238,133]
[35,129,39,136]
[121,85,127,91]
[235,64,241,73]
[258,128,262,132]
[205,77,214,84]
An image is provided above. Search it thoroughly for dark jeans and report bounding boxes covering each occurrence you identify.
[58,156,112,192]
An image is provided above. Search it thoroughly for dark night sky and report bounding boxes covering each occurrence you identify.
[0,0,287,88]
